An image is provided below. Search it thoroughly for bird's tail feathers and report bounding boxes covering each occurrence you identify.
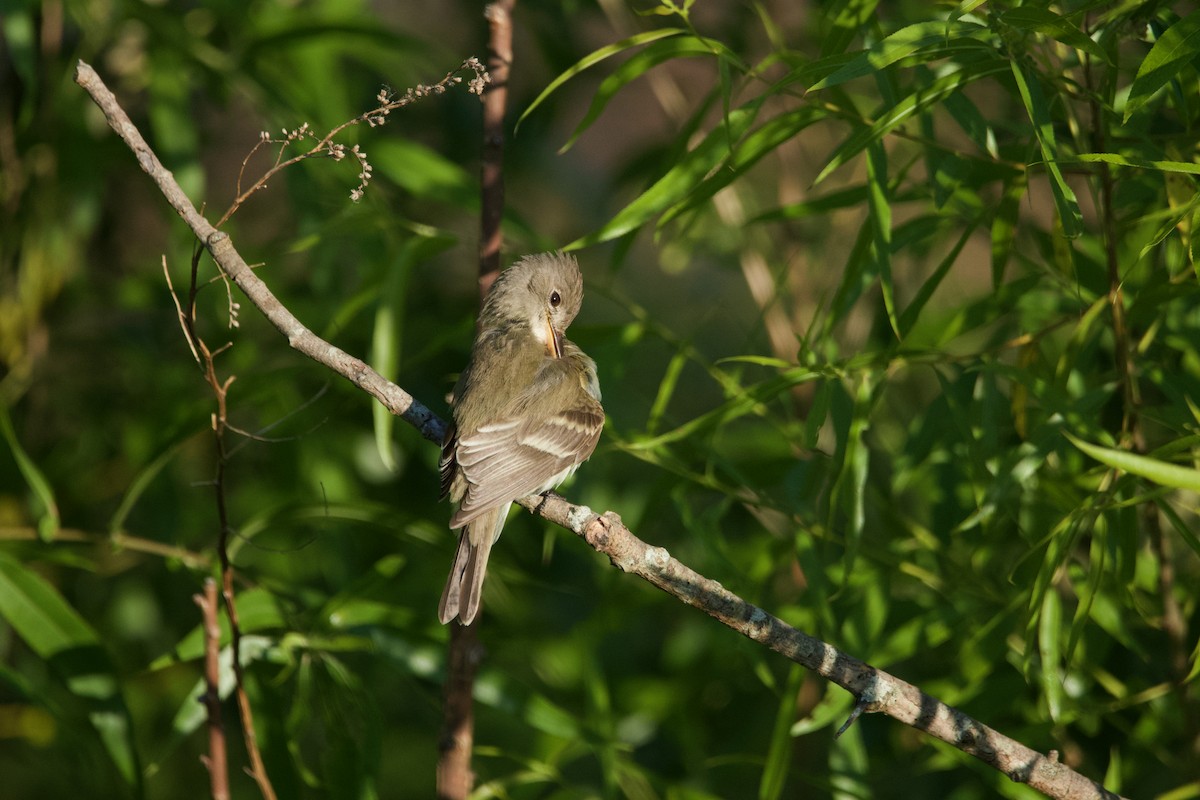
[438,506,506,625]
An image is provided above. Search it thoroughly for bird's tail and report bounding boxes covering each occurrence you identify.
[438,505,508,625]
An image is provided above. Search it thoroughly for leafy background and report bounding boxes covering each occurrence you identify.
[2,0,1199,798]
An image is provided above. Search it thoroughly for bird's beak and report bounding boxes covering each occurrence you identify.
[544,314,563,359]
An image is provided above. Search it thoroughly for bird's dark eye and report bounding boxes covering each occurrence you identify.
[549,291,561,308]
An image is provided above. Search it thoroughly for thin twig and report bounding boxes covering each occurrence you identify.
[75,59,1127,800]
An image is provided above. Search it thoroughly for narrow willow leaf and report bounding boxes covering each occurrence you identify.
[1039,588,1065,721]
[808,20,990,91]
[517,29,686,131]
[149,587,285,667]
[898,219,978,338]
[1187,633,1200,684]
[0,404,59,541]
[825,219,876,334]
[990,171,1027,286]
[624,365,819,451]
[370,234,452,470]
[1076,151,1200,176]
[1156,498,1200,566]
[866,142,898,338]
[759,665,803,800]
[1125,9,1200,122]
[568,105,762,247]
[647,350,688,435]
[108,439,185,535]
[559,36,726,154]
[1065,433,1200,492]
[803,380,832,450]
[0,553,140,787]
[749,184,870,223]
[371,253,405,472]
[814,60,1005,185]
[658,105,822,229]
[1065,528,1107,665]
[997,7,1112,64]
[832,374,873,580]
[1010,59,1083,237]
[820,0,880,57]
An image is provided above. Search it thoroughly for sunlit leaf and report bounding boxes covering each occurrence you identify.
[1065,433,1200,492]
[1125,9,1200,122]
[807,20,991,92]
[814,60,1005,185]
[1010,59,1083,237]
[517,29,687,131]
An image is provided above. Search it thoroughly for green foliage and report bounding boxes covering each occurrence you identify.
[2,1,1199,799]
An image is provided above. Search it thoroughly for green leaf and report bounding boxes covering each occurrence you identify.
[623,365,820,451]
[1125,9,1200,122]
[759,664,803,800]
[989,171,1027,285]
[749,184,871,224]
[1010,59,1083,238]
[1076,152,1200,176]
[865,141,898,338]
[1064,433,1200,492]
[149,587,285,667]
[830,373,874,581]
[108,438,186,535]
[559,36,742,154]
[997,7,1112,64]
[568,104,762,246]
[0,403,59,541]
[0,553,140,788]
[154,635,277,772]
[807,20,991,92]
[1038,588,1064,721]
[647,350,688,436]
[370,232,453,471]
[516,29,687,131]
[814,60,1004,185]
[897,218,978,338]
[657,105,822,229]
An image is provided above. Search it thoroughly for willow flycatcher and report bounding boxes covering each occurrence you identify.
[438,252,604,625]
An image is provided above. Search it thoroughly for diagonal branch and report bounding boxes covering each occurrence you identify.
[75,60,1126,800]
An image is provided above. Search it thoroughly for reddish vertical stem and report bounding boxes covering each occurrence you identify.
[437,622,484,799]
[437,4,516,797]
[478,0,515,297]
[195,578,230,800]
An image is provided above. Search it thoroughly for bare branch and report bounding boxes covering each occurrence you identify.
[75,59,1126,800]
[75,60,446,446]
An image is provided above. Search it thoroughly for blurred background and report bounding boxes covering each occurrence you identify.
[2,0,1198,798]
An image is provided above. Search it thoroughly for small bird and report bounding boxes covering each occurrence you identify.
[438,252,604,625]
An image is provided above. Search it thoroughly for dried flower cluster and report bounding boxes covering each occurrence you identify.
[231,57,491,215]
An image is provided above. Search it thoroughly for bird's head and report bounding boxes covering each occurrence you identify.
[480,252,584,358]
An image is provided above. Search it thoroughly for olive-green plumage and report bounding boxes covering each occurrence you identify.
[438,252,603,625]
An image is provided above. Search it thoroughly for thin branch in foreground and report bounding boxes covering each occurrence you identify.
[75,60,1127,800]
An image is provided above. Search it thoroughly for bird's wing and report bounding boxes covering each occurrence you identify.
[450,403,603,528]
